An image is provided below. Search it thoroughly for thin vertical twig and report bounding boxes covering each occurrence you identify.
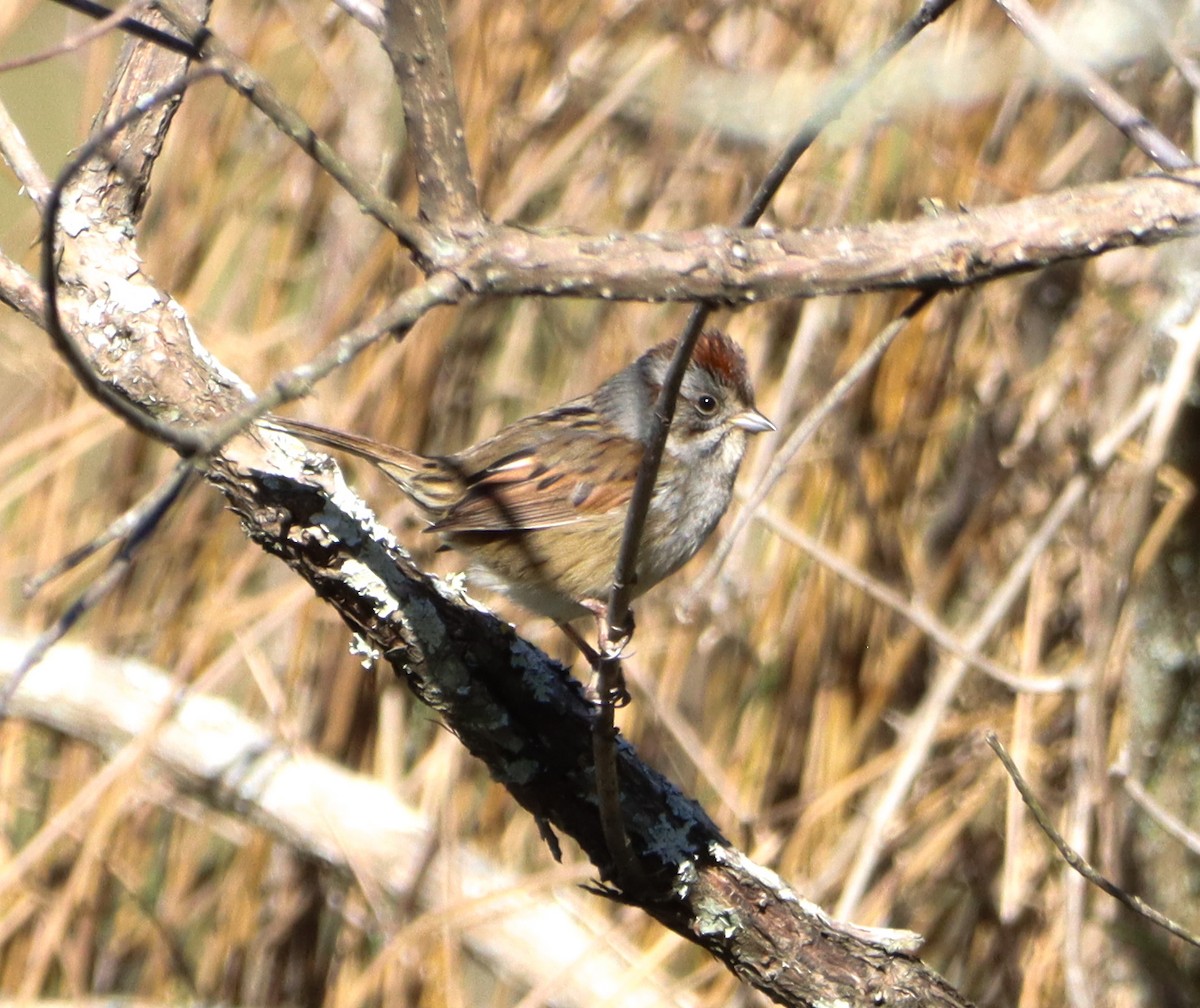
[593,0,964,890]
[697,289,936,589]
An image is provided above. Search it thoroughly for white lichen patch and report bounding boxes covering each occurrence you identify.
[437,569,491,613]
[693,897,741,939]
[314,491,403,553]
[340,558,401,618]
[710,842,790,892]
[102,274,160,314]
[673,857,699,898]
[349,634,381,669]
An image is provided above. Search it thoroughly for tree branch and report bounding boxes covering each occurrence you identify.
[208,437,975,1008]
[0,635,693,1008]
[381,0,483,230]
[21,122,982,1008]
[82,0,208,222]
[448,170,1200,301]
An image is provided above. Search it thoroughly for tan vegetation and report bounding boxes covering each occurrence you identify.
[1,0,1199,1005]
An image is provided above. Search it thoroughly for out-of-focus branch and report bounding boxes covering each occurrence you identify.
[0,253,44,322]
[0,98,50,204]
[151,0,434,259]
[0,636,694,1008]
[1115,766,1200,859]
[994,0,1192,172]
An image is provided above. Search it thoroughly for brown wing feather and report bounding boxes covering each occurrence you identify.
[430,434,639,534]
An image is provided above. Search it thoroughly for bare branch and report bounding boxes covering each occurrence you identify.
[37,41,455,452]
[0,635,694,1008]
[994,0,1192,171]
[381,0,482,229]
[453,171,1200,301]
[988,733,1200,950]
[0,98,51,205]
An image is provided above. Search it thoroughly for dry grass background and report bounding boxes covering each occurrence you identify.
[1,0,1199,1006]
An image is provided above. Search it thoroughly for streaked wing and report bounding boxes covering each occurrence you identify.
[428,433,639,534]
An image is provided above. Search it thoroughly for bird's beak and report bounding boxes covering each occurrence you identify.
[731,408,776,434]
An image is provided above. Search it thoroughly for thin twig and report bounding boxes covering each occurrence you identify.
[605,2,961,647]
[201,271,463,452]
[22,463,195,599]
[1114,766,1200,859]
[594,0,962,892]
[836,386,1160,917]
[591,692,643,884]
[0,98,51,206]
[27,268,460,634]
[994,0,1193,171]
[987,732,1200,949]
[741,0,963,227]
[0,463,196,718]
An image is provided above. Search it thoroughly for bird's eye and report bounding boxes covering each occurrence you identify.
[696,394,719,416]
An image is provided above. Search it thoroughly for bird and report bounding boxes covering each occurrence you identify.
[268,330,773,641]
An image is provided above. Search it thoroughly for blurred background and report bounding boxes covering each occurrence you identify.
[1,0,1199,1005]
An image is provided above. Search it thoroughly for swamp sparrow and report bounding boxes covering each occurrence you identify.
[270,330,773,628]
